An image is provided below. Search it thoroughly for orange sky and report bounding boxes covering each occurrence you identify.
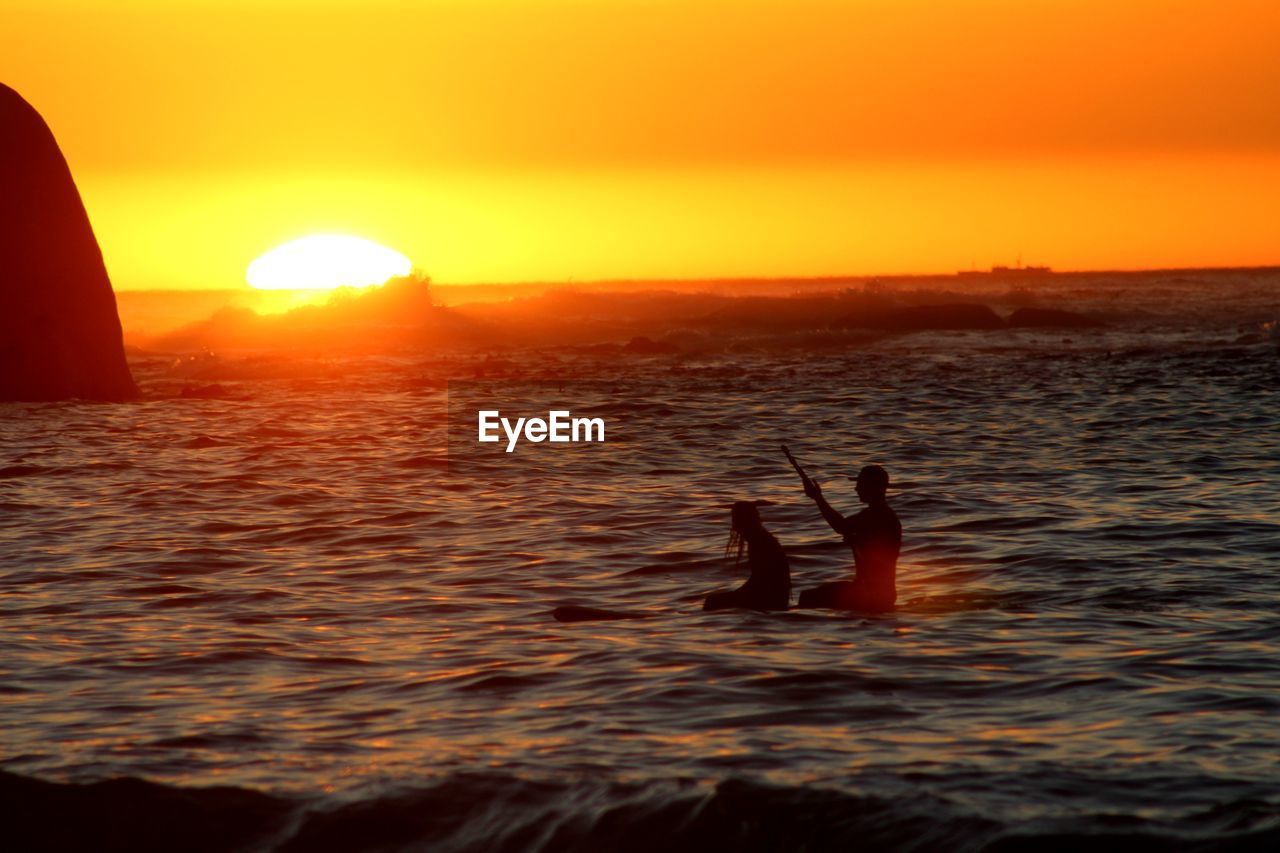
[4,0,1278,289]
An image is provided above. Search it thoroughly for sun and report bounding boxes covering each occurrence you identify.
[247,234,412,290]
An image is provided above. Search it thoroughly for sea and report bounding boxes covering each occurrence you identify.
[2,283,1280,851]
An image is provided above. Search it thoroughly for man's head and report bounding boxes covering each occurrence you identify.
[853,464,889,503]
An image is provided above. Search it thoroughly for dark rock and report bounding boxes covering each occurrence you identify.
[699,295,851,332]
[1007,307,1104,329]
[835,303,1005,331]
[0,84,136,401]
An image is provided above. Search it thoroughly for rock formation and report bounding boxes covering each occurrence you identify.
[835,303,1006,332]
[1007,307,1104,329]
[0,83,136,401]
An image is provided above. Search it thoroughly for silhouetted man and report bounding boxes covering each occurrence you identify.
[798,464,901,612]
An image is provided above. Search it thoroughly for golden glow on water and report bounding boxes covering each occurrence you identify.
[4,272,1280,838]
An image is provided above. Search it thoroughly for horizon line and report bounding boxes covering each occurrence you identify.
[114,261,1280,294]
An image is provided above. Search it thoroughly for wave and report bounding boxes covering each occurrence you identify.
[4,770,1280,853]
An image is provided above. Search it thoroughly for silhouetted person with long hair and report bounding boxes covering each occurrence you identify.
[798,465,901,612]
[703,501,791,612]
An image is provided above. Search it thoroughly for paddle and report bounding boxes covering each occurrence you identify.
[781,443,819,494]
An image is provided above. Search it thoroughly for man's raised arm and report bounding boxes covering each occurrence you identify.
[804,478,847,538]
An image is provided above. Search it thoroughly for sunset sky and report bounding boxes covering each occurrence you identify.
[4,0,1278,289]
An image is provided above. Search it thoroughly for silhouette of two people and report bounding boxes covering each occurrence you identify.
[703,464,901,614]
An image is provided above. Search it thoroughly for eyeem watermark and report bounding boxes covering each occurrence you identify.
[478,410,606,452]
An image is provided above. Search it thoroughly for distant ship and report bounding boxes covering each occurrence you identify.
[957,261,1053,279]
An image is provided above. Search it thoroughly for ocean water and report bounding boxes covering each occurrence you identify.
[3,325,1280,851]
